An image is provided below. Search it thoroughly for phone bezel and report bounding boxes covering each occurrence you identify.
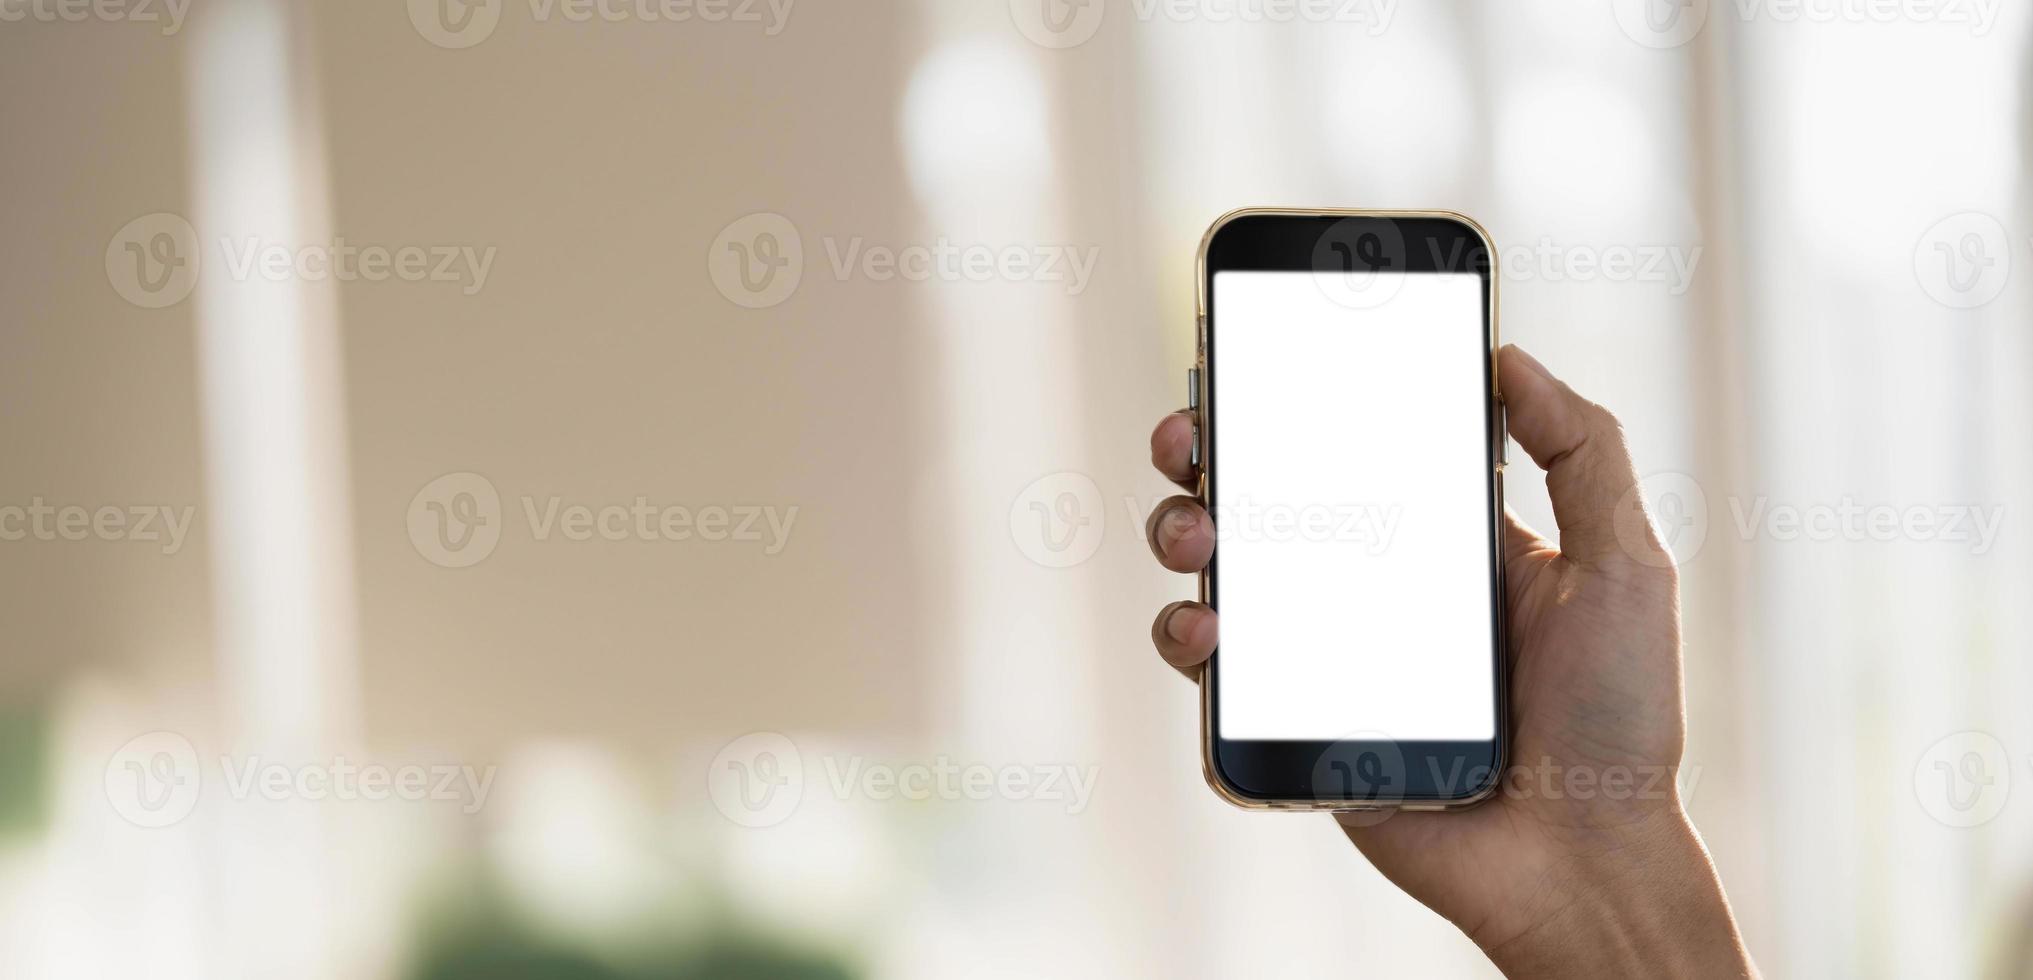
[1194,208,1509,810]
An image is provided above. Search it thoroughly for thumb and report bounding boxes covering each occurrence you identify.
[1498,344,1666,569]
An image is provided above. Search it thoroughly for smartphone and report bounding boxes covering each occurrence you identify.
[1192,208,1508,810]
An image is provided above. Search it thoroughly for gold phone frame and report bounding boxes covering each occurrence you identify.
[1191,207,1509,812]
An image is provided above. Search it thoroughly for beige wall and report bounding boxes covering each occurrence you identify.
[314,4,932,749]
[0,23,213,696]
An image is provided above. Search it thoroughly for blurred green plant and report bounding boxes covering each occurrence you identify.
[407,869,857,980]
[0,701,51,840]
[410,928,855,980]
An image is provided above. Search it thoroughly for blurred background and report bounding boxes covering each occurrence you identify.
[3,0,2031,976]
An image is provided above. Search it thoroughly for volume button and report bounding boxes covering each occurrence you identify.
[1187,367,1202,469]
[1496,397,1509,470]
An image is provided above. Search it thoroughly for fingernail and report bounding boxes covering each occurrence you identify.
[1164,604,1197,644]
[1149,504,1189,558]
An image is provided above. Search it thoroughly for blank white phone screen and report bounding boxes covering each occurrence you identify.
[1212,270,1495,742]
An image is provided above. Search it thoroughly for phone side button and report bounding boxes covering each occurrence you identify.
[1496,397,1509,470]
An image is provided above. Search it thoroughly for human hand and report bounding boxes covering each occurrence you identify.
[1146,344,1755,978]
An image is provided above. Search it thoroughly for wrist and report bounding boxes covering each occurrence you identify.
[1479,807,1755,979]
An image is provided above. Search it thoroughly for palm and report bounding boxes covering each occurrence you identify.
[1337,519,1685,951]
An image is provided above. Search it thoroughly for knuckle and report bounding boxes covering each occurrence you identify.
[1582,400,1625,438]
